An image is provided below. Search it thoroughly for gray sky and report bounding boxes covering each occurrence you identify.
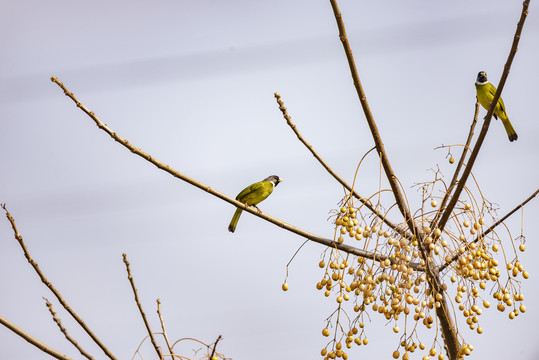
[1,1,539,359]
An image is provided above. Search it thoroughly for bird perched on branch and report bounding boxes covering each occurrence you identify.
[228,175,283,233]
[475,71,518,142]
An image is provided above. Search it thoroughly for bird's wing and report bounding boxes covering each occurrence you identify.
[235,181,265,201]
[487,83,506,113]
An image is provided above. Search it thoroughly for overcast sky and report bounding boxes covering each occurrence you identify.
[1,1,539,359]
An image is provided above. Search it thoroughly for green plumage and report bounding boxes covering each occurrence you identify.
[228,175,282,233]
[475,71,518,142]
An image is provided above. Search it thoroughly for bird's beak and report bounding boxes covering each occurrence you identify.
[278,178,284,183]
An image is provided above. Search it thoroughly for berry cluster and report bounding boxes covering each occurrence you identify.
[309,184,527,360]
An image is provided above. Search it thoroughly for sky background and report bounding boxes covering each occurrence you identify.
[1,0,539,359]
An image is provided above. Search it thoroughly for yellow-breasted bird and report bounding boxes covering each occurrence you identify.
[228,175,283,233]
[475,71,518,142]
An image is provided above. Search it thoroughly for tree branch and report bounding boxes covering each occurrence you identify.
[0,315,72,360]
[122,254,163,360]
[328,0,420,239]
[49,77,422,270]
[44,298,95,360]
[156,299,175,359]
[274,92,410,239]
[1,204,117,360]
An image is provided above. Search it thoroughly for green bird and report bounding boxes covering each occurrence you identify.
[475,71,518,142]
[228,175,283,233]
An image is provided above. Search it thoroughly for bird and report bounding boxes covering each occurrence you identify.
[475,71,518,142]
[228,175,283,233]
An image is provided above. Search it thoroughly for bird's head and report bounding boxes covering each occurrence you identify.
[265,175,283,187]
[476,71,488,84]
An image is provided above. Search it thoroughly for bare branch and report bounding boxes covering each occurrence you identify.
[1,204,117,360]
[156,299,175,359]
[44,298,95,360]
[49,77,422,270]
[0,315,72,360]
[274,92,410,239]
[122,254,163,360]
[328,0,420,238]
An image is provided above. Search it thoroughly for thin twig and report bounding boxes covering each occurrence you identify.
[44,298,95,360]
[122,254,163,360]
[209,335,222,360]
[1,204,117,360]
[274,92,409,239]
[49,77,422,270]
[156,299,175,359]
[439,188,539,272]
[0,315,72,360]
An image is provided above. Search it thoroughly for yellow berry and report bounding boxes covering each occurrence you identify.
[393,326,399,333]
[519,244,526,252]
[322,328,330,337]
[319,261,326,268]
[393,350,400,359]
[282,283,289,291]
[321,349,328,356]
[449,157,455,164]
[431,200,437,208]
[523,271,529,279]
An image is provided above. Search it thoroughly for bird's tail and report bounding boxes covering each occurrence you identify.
[228,208,243,233]
[501,117,518,142]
